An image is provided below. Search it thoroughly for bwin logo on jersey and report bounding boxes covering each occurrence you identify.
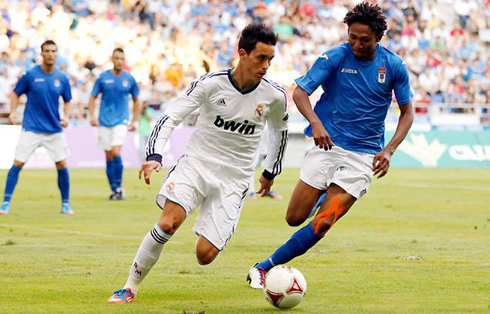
[341,68,358,74]
[214,115,256,135]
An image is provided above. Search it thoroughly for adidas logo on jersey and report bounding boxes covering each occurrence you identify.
[341,68,358,74]
[214,115,256,135]
[217,99,227,107]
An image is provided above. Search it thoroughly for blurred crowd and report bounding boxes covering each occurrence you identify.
[0,0,489,124]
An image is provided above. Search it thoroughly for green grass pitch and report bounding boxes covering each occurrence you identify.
[0,168,489,313]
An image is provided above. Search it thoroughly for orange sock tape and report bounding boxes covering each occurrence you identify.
[312,196,345,235]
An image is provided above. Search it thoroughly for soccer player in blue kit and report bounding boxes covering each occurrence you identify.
[248,2,414,288]
[88,48,140,200]
[1,40,73,216]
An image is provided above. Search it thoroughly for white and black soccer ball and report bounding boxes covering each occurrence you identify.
[263,265,307,309]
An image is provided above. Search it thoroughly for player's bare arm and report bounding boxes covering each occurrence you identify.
[61,101,70,128]
[373,102,414,178]
[88,95,99,126]
[9,92,20,125]
[128,97,140,131]
[293,86,334,150]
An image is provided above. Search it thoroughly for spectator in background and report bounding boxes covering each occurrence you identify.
[138,101,154,160]
[0,0,488,124]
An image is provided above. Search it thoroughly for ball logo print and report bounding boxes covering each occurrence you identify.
[263,266,307,309]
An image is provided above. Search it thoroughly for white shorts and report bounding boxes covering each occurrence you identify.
[156,156,249,251]
[15,130,69,163]
[97,124,128,151]
[300,146,374,199]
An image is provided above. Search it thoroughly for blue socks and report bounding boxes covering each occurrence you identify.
[57,167,70,204]
[106,159,116,192]
[256,222,323,272]
[4,165,70,204]
[3,165,21,202]
[113,156,123,190]
[106,156,123,191]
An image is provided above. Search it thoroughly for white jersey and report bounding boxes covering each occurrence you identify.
[146,69,289,179]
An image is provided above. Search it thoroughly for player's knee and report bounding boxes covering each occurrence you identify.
[56,160,67,169]
[196,249,217,266]
[157,221,176,235]
[286,212,303,227]
[13,160,25,168]
[286,205,307,226]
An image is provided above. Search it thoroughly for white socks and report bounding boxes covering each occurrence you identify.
[124,224,172,294]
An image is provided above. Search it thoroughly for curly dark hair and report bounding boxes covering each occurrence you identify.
[343,2,388,38]
[238,23,278,54]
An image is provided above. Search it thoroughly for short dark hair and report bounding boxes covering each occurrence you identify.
[344,2,387,38]
[238,23,278,54]
[113,48,125,55]
[41,40,57,51]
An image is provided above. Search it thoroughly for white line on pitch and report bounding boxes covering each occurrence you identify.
[0,244,104,247]
[0,224,142,240]
[375,182,490,192]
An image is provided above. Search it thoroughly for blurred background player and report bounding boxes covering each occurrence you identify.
[248,2,414,288]
[107,23,288,304]
[1,40,73,216]
[88,48,140,200]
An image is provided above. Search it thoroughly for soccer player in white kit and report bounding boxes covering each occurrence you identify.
[108,23,289,304]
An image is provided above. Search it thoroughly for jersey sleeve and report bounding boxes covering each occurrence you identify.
[130,76,140,98]
[145,76,208,163]
[393,59,412,106]
[91,77,101,97]
[262,92,289,180]
[13,73,29,96]
[294,47,343,95]
[61,76,72,102]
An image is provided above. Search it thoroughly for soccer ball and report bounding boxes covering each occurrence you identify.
[263,266,307,309]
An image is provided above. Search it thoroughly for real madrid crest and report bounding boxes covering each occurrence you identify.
[123,79,128,87]
[166,181,175,191]
[255,103,265,118]
[54,79,60,87]
[377,68,386,84]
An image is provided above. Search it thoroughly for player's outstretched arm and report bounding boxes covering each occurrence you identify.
[293,86,334,150]
[61,101,70,128]
[128,97,140,131]
[138,160,162,185]
[145,76,206,162]
[373,103,414,178]
[262,88,289,186]
[9,93,20,125]
[88,96,99,126]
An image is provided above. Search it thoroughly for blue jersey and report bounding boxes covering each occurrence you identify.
[14,65,72,134]
[91,70,139,127]
[295,42,412,154]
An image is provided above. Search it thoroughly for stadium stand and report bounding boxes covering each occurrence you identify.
[0,0,488,130]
